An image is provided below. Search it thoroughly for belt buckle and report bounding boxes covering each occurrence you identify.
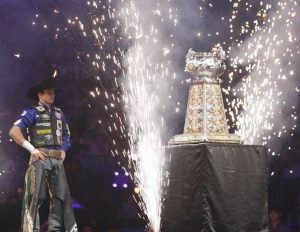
[50,150,56,157]
[51,149,60,158]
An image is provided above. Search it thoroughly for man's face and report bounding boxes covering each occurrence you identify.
[38,89,55,105]
[269,210,281,223]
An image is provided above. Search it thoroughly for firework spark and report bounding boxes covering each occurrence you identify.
[226,0,299,155]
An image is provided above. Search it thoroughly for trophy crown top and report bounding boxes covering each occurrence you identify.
[185,44,226,79]
[186,44,225,60]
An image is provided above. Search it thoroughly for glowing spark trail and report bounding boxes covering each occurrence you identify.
[226,0,299,155]
[117,1,174,230]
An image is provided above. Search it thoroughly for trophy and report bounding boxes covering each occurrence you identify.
[169,44,241,144]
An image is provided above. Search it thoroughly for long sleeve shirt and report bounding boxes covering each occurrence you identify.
[14,102,71,152]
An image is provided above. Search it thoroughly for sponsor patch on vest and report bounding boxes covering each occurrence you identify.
[36,122,51,127]
[35,141,45,146]
[45,135,52,140]
[57,120,62,129]
[41,114,50,120]
[56,129,61,136]
[36,129,52,135]
[54,106,61,112]
[36,106,45,112]
[55,112,62,119]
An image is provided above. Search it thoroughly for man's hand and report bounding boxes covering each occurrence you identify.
[32,149,46,161]
[60,150,66,161]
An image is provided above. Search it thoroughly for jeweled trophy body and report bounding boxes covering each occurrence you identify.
[169,44,240,144]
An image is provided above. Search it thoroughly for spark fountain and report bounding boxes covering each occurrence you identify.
[123,47,164,231]
[119,1,168,230]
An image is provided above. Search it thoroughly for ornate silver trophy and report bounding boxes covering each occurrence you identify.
[169,44,241,144]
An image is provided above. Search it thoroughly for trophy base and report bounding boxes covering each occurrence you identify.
[169,133,241,145]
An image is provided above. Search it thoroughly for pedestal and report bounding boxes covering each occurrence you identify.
[161,143,268,232]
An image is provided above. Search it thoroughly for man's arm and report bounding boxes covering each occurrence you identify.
[9,125,46,160]
[9,109,47,161]
[59,111,71,161]
[9,125,26,145]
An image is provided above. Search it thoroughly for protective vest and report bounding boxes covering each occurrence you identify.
[29,105,63,147]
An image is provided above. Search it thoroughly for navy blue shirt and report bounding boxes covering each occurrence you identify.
[14,102,71,152]
[269,223,292,232]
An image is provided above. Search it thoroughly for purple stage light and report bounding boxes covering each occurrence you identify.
[123,184,128,188]
[112,183,118,188]
[114,171,119,176]
[72,200,85,209]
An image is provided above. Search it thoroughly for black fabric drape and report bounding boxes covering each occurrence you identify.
[161,143,268,232]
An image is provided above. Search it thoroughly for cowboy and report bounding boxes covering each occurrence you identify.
[9,79,77,232]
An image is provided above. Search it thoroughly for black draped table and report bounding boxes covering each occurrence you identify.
[161,143,268,232]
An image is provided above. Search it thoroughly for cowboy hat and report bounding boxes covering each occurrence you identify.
[27,79,61,100]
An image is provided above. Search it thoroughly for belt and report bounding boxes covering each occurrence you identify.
[39,148,61,158]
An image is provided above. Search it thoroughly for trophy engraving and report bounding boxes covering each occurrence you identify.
[170,44,241,144]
